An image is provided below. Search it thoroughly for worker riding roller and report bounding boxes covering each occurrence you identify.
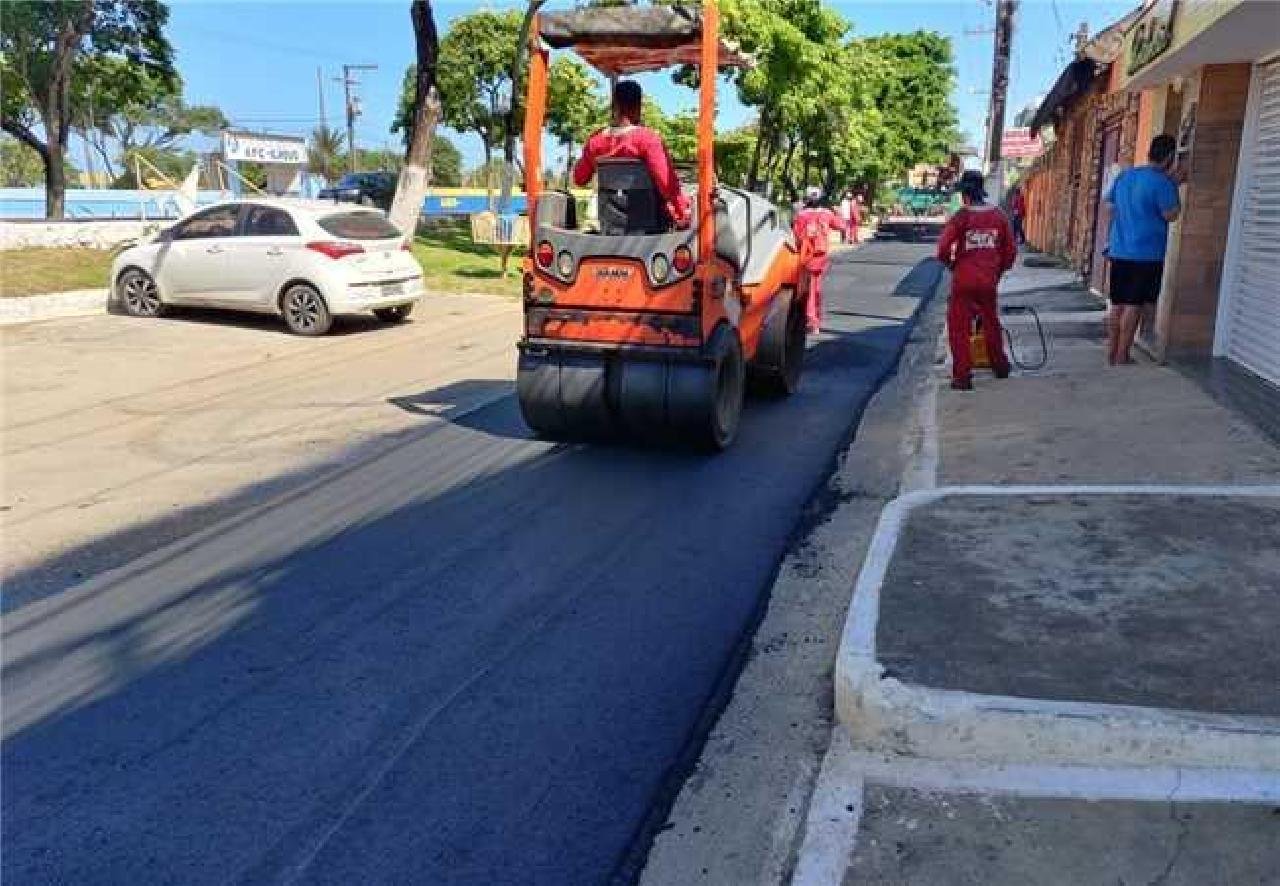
[516,0,807,450]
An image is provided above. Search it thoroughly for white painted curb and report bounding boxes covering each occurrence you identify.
[835,484,1280,772]
[0,288,109,326]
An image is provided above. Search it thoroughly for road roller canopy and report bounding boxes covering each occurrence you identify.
[537,4,751,76]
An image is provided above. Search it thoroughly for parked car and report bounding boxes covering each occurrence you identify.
[317,172,398,210]
[111,199,424,336]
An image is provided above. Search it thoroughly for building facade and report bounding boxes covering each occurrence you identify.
[1023,0,1278,388]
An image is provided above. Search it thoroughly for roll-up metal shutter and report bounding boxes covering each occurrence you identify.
[1223,59,1280,385]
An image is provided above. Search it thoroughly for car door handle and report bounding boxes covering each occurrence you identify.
[266,247,285,257]
[205,244,225,254]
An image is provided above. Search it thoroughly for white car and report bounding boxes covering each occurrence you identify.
[111,199,425,335]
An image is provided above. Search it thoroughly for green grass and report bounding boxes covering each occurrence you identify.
[410,220,524,298]
[0,248,113,297]
[0,220,523,299]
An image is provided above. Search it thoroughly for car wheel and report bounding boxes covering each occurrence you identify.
[372,304,414,323]
[119,268,166,318]
[280,283,333,336]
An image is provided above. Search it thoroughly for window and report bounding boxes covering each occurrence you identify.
[172,206,240,240]
[243,206,299,237]
[316,211,401,241]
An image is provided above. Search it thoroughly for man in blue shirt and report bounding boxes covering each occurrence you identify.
[1104,134,1182,365]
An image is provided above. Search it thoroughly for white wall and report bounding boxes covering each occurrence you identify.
[1,220,165,251]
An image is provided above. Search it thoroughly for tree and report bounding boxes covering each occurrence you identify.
[308,126,346,182]
[546,56,606,175]
[435,9,523,196]
[0,136,49,186]
[114,146,197,188]
[74,58,227,182]
[1,1,176,218]
[388,0,442,243]
[861,32,958,177]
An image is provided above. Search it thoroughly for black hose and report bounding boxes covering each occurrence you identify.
[999,304,1049,371]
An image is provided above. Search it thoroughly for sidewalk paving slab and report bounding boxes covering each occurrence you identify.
[844,784,1280,886]
[878,492,1280,717]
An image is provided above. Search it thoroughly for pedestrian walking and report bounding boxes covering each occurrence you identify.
[937,170,1017,390]
[838,190,860,244]
[1007,183,1027,245]
[792,186,847,334]
[1103,134,1182,366]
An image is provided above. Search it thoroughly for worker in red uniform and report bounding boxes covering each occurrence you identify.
[792,187,848,334]
[937,170,1017,390]
[573,80,691,228]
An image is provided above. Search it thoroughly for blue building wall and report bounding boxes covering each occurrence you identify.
[1,188,529,220]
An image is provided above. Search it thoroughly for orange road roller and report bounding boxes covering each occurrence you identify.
[517,1,808,450]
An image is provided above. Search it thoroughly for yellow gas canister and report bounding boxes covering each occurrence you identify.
[969,319,991,369]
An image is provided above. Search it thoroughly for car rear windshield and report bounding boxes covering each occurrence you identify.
[317,211,401,240]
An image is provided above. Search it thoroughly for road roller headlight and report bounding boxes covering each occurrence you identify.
[535,241,554,269]
[651,252,670,283]
[672,245,693,275]
[556,250,575,279]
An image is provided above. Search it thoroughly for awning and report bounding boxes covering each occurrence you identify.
[1028,59,1099,133]
[538,4,751,77]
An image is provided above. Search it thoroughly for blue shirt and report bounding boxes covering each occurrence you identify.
[1106,165,1180,261]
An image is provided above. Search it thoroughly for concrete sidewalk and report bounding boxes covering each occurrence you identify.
[796,257,1280,885]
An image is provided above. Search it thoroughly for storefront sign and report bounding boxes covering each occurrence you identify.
[221,131,306,164]
[1001,128,1044,159]
[1128,0,1178,75]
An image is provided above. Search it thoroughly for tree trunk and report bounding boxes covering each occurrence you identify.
[45,139,68,218]
[747,110,769,189]
[388,0,440,244]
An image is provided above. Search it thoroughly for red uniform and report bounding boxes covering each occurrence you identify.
[792,207,847,332]
[936,204,1017,382]
[573,125,691,227]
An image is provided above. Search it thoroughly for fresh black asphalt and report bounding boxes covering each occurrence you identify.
[3,241,936,885]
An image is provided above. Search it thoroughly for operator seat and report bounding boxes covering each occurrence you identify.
[596,158,670,235]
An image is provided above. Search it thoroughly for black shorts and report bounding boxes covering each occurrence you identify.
[1109,259,1163,306]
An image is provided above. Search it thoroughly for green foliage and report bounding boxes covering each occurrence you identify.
[547,56,607,153]
[714,126,756,187]
[113,146,197,188]
[0,136,48,187]
[436,9,524,162]
[1,1,177,214]
[308,126,346,182]
[78,58,228,181]
[391,1,957,203]
[703,0,957,199]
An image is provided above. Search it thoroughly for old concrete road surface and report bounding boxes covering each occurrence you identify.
[3,241,935,886]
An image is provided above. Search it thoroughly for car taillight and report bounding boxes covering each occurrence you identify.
[535,240,554,268]
[672,245,693,275]
[401,241,413,251]
[307,241,364,259]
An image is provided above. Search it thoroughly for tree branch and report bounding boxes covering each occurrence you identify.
[1,117,49,162]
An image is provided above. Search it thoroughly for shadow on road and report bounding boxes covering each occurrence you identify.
[3,243,938,885]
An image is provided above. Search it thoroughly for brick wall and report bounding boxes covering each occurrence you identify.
[1162,63,1251,358]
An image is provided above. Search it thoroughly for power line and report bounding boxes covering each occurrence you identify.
[188,28,351,63]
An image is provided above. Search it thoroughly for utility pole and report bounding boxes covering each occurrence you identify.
[340,63,378,173]
[317,67,327,131]
[984,0,1017,202]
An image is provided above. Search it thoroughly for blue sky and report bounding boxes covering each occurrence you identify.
[154,0,1135,171]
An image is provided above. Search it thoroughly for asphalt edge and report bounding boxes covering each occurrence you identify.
[618,255,948,886]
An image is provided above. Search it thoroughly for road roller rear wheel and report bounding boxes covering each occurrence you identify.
[685,324,744,451]
[749,288,805,397]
